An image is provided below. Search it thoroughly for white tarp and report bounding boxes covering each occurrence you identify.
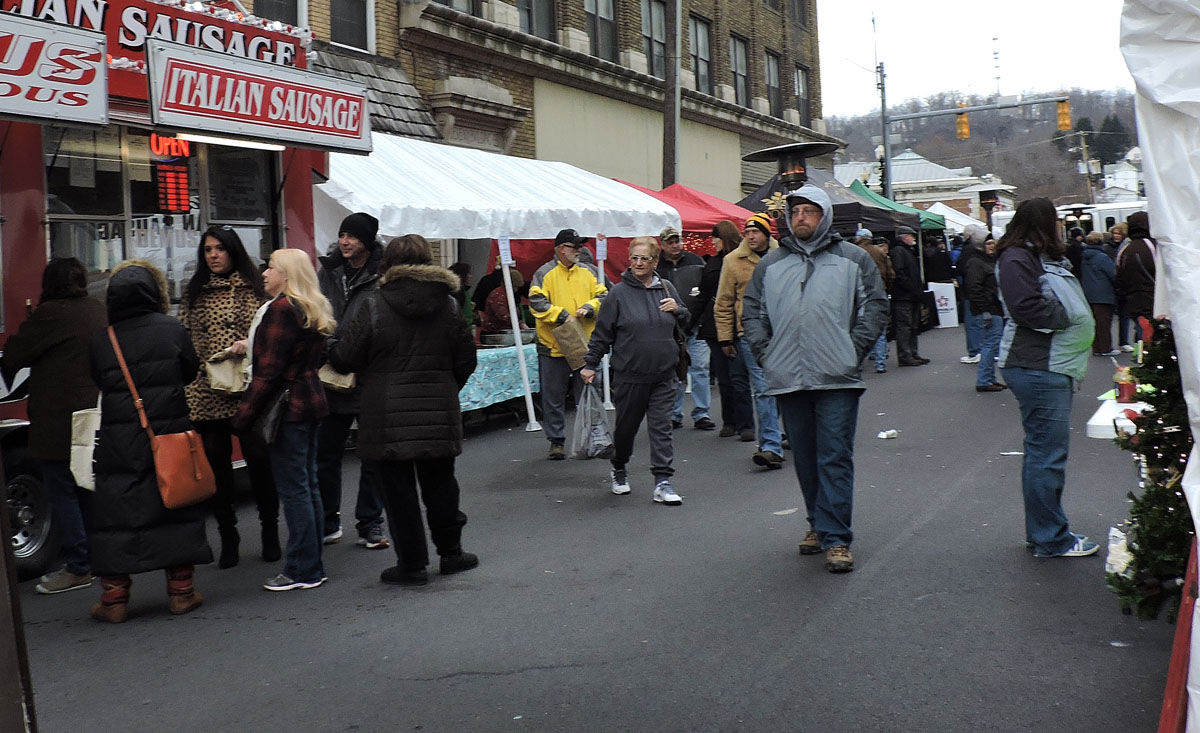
[317,132,680,240]
[926,202,985,235]
[1121,3,1200,729]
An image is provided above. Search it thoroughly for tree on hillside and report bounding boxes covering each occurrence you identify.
[1095,114,1134,165]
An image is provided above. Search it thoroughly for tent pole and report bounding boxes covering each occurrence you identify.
[500,255,541,432]
[596,236,615,410]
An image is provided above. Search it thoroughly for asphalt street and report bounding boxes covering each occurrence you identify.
[17,326,1174,731]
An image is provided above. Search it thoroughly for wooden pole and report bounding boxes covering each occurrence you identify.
[662,0,681,187]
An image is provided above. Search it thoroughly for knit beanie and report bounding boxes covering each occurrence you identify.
[745,212,773,237]
[339,212,379,245]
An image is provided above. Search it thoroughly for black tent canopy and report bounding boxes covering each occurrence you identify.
[738,169,921,236]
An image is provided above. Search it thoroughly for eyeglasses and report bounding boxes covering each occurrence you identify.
[629,254,656,262]
[791,205,822,218]
[559,243,582,250]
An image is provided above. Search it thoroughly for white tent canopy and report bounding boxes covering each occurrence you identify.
[925,202,985,235]
[316,131,680,240]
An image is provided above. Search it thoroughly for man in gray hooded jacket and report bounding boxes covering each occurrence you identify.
[742,185,889,573]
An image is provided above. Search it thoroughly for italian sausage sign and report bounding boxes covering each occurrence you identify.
[147,40,370,152]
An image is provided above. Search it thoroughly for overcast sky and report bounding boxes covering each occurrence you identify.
[816,0,1136,118]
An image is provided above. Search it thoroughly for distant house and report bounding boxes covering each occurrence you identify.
[1103,156,1143,197]
[834,149,1014,219]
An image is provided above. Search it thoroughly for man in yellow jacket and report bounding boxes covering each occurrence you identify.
[529,229,608,459]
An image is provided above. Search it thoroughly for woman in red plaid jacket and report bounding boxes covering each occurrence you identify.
[233,249,336,592]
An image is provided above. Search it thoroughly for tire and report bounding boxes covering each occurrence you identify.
[6,465,59,581]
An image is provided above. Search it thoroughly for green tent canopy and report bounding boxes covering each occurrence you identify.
[848,180,946,231]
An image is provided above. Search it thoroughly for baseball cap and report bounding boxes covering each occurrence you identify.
[554,229,589,247]
[855,228,873,238]
[659,226,682,242]
[895,226,916,236]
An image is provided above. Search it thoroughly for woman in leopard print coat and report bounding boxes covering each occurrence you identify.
[178,227,278,568]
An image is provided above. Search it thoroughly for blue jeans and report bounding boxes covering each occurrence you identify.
[271,420,326,582]
[674,333,711,422]
[1001,367,1076,555]
[736,340,781,454]
[316,412,384,538]
[974,313,1003,386]
[40,459,90,575]
[706,339,754,432]
[870,333,887,371]
[777,389,861,549]
[961,297,981,357]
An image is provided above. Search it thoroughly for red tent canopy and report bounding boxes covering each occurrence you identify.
[489,181,752,284]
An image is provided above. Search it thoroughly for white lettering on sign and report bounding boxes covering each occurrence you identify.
[0,14,107,123]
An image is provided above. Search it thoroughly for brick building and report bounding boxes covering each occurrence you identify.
[254,0,838,203]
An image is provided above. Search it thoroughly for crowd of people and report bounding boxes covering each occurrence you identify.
[0,197,1156,620]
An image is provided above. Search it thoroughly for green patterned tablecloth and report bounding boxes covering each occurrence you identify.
[459,343,540,412]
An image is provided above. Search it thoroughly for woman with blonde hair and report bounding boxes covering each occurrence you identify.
[233,248,336,591]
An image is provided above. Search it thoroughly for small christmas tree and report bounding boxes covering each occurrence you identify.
[1108,318,1195,621]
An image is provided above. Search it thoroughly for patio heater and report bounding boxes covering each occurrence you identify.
[742,141,839,220]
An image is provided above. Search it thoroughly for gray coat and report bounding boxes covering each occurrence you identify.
[742,185,889,394]
[584,270,689,384]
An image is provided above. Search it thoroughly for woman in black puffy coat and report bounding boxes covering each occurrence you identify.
[88,260,212,622]
[328,234,478,587]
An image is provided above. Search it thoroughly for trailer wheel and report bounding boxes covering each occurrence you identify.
[7,466,58,581]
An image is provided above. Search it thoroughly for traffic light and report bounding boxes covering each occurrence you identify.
[955,103,969,140]
[1057,100,1071,131]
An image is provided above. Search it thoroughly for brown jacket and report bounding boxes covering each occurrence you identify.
[860,242,895,293]
[178,272,265,421]
[713,236,778,342]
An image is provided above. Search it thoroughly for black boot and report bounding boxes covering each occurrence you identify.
[218,527,240,569]
[261,523,281,563]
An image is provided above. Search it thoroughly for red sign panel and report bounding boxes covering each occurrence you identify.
[1,0,307,101]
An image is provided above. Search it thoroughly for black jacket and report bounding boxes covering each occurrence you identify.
[88,263,211,575]
[889,244,924,302]
[964,252,1001,316]
[317,241,383,414]
[694,250,728,341]
[584,270,689,384]
[329,264,476,462]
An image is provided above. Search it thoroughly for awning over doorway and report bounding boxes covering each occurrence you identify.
[318,132,680,240]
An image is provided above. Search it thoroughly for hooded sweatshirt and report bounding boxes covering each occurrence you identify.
[584,269,689,384]
[742,185,889,394]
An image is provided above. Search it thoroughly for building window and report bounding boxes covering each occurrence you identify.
[794,65,810,125]
[729,35,749,107]
[585,0,618,62]
[517,0,554,41]
[765,51,782,117]
[688,16,711,95]
[253,0,304,25]
[764,0,781,10]
[641,0,666,77]
[434,0,478,13]
[789,0,808,26]
[330,0,371,51]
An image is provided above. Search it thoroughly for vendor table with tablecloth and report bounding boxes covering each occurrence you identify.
[459,343,539,412]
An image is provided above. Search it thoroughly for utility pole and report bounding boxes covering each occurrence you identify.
[877,62,892,199]
[1078,131,1095,204]
[662,0,681,187]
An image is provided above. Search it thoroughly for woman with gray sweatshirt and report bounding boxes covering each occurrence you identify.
[581,237,689,505]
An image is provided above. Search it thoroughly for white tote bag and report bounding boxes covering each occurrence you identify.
[69,397,101,491]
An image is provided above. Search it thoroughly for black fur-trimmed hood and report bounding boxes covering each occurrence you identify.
[377,264,461,318]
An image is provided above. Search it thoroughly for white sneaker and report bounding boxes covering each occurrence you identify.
[1121,344,1135,353]
[323,527,343,545]
[610,469,631,495]
[959,354,981,364]
[653,480,682,505]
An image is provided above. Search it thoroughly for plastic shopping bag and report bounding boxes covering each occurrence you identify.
[569,383,613,459]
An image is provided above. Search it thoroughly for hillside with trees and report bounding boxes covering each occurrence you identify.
[826,89,1137,203]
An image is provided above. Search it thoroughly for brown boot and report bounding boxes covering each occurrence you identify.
[166,566,203,615]
[90,575,131,623]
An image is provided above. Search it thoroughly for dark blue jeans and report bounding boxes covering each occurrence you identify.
[271,420,325,583]
[706,339,753,433]
[777,389,861,549]
[1001,367,1076,555]
[974,313,1003,386]
[316,412,384,538]
[40,459,90,575]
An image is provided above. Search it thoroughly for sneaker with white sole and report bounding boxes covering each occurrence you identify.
[652,479,682,505]
[610,469,631,495]
[959,354,981,364]
[263,573,327,591]
[1120,344,1135,353]
[36,568,93,594]
[323,527,343,545]
[1034,534,1099,558]
[356,525,389,549]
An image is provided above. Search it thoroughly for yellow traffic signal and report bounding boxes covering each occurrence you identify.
[1057,100,1071,131]
[955,103,969,140]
